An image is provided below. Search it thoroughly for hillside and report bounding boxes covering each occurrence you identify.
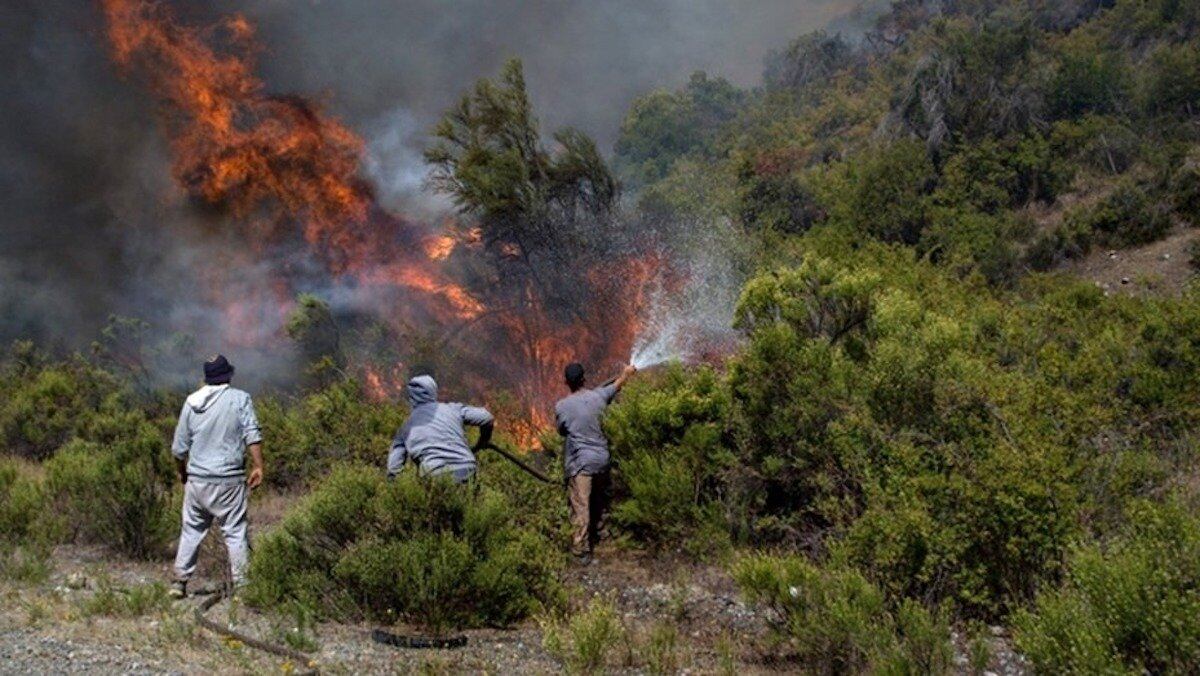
[3,0,1200,674]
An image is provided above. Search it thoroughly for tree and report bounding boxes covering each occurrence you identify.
[763,31,859,98]
[425,59,617,253]
[884,18,1044,151]
[424,59,630,410]
[614,71,744,188]
[833,140,936,245]
[285,294,343,388]
[1137,42,1200,118]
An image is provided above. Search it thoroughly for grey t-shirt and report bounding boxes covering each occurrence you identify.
[555,384,619,478]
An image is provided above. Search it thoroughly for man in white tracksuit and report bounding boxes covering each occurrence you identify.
[169,354,264,598]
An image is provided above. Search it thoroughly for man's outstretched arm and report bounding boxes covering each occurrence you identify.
[610,364,638,393]
[474,420,494,450]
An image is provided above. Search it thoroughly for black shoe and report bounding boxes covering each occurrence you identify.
[168,580,187,599]
[575,553,593,566]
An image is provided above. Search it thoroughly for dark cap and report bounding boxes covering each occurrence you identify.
[564,362,585,388]
[204,354,235,385]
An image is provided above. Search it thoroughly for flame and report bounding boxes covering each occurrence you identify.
[362,363,407,402]
[101,0,673,444]
[424,235,456,261]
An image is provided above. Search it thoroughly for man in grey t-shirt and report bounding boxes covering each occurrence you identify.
[555,362,636,563]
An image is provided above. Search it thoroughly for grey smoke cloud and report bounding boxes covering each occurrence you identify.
[0,0,862,361]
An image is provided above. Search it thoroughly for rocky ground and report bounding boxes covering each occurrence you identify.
[0,544,763,674]
[1067,226,1200,297]
[0,495,1029,676]
[0,543,1031,675]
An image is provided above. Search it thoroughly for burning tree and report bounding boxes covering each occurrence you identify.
[425,60,651,433]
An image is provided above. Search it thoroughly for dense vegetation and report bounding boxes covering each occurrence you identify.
[2,0,1200,670]
[244,465,563,633]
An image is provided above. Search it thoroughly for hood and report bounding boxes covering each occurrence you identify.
[186,384,229,413]
[407,375,438,406]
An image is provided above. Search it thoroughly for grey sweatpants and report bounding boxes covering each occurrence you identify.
[173,479,250,585]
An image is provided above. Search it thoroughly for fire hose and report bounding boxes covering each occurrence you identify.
[478,442,556,484]
[193,588,319,674]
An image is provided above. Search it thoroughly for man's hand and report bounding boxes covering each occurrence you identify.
[175,457,188,486]
[613,363,638,390]
[472,421,494,452]
[246,442,264,490]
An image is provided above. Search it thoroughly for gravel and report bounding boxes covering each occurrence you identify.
[0,630,183,675]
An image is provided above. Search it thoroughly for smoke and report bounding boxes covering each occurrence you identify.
[0,0,861,386]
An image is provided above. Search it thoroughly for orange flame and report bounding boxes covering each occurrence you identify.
[101,0,671,445]
[424,235,456,261]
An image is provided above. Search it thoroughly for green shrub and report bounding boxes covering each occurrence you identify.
[541,595,627,675]
[1045,34,1129,120]
[0,545,52,583]
[0,360,122,460]
[735,155,828,233]
[832,140,935,245]
[614,71,744,188]
[1026,217,1093,271]
[1170,148,1200,225]
[474,445,568,544]
[0,458,46,543]
[643,621,681,675]
[43,402,175,559]
[1137,42,1200,118]
[244,465,562,633]
[934,136,1066,214]
[839,441,1079,617]
[1014,499,1200,674]
[922,208,1026,286]
[733,554,952,674]
[0,458,55,583]
[725,256,1095,616]
[604,366,731,551]
[1064,180,1172,248]
[80,579,172,618]
[256,379,407,487]
[725,259,880,539]
[1049,115,1141,175]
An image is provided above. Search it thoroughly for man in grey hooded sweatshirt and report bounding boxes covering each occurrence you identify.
[387,375,494,483]
[168,355,263,599]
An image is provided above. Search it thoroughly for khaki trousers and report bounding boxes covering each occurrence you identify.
[567,471,611,556]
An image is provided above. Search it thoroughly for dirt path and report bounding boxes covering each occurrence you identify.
[0,544,774,674]
[1,541,1029,674]
[1065,226,1199,297]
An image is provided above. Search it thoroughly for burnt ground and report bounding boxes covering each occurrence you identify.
[0,535,1029,675]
